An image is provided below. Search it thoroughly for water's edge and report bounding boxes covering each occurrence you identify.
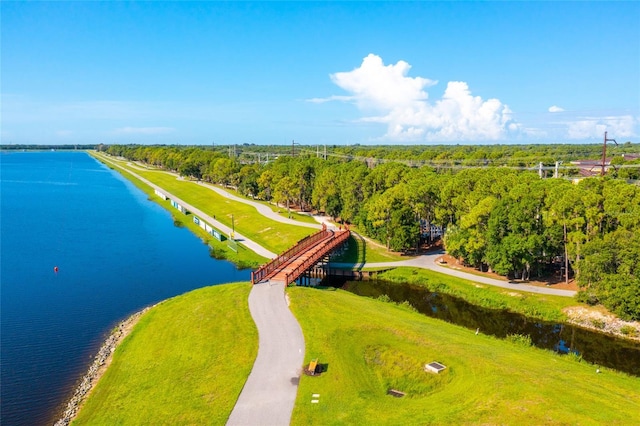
[53,306,154,425]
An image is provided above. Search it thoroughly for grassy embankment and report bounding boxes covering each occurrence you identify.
[73,283,257,425]
[377,267,576,322]
[290,286,640,425]
[92,152,405,264]
[332,228,406,263]
[73,283,640,424]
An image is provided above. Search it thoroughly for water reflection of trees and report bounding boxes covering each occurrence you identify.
[343,280,640,376]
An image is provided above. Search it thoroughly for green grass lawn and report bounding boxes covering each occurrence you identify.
[332,233,407,264]
[289,286,640,425]
[72,282,639,425]
[377,267,577,322]
[73,283,257,425]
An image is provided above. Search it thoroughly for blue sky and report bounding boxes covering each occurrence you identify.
[2,1,638,145]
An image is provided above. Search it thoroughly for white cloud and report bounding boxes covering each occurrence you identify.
[566,115,637,140]
[114,126,175,135]
[316,54,519,142]
[330,54,436,111]
[306,95,354,104]
[548,105,565,113]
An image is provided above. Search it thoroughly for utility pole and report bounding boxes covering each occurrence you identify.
[601,131,617,176]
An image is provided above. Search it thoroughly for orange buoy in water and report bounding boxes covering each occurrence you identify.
[54,266,59,273]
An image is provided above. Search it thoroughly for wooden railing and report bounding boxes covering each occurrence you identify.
[251,224,331,284]
[283,229,350,286]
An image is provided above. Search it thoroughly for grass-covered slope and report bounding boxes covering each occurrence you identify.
[378,267,576,322]
[73,282,639,425]
[289,286,640,425]
[73,283,257,425]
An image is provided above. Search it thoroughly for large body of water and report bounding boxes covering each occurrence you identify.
[1,151,250,425]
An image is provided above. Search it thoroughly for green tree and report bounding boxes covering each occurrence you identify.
[578,230,640,320]
[273,176,299,218]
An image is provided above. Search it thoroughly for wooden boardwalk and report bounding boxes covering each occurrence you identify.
[251,224,350,286]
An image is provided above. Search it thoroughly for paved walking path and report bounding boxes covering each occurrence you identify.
[332,251,576,297]
[196,181,322,230]
[98,154,309,425]
[226,280,305,426]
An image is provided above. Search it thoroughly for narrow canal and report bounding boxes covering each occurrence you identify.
[330,278,640,376]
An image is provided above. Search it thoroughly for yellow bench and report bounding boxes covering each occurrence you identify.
[308,358,318,375]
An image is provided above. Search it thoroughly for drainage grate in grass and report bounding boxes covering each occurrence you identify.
[387,389,406,398]
[425,361,447,373]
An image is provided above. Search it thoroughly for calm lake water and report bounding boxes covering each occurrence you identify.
[0,151,250,426]
[338,279,640,376]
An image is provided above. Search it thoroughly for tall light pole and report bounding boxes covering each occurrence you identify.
[601,131,617,176]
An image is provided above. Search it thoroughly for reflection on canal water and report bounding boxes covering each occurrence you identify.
[334,279,640,377]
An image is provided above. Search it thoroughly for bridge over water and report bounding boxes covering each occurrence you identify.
[251,224,351,286]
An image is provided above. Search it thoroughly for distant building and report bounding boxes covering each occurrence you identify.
[570,153,640,177]
[570,159,610,177]
[420,219,443,239]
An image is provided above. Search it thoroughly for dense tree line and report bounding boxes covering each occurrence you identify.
[105,144,640,320]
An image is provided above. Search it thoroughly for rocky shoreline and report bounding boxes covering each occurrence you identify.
[564,306,640,342]
[54,306,152,426]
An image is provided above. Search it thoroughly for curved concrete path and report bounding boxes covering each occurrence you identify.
[226,280,305,426]
[196,181,322,230]
[332,251,576,297]
[97,154,305,425]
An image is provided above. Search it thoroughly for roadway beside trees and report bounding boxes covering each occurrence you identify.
[104,145,640,320]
